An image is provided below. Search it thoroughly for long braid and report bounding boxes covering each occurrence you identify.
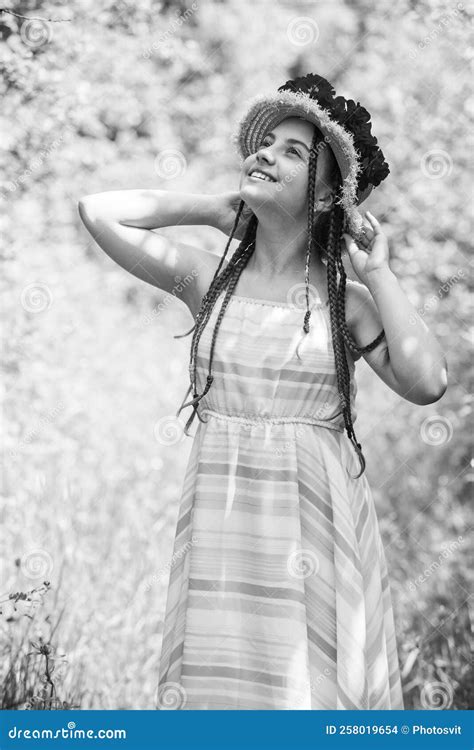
[326,202,366,477]
[296,129,322,360]
[173,200,246,341]
[325,191,387,477]
[174,210,258,435]
[182,234,257,434]
[336,248,386,355]
[172,252,240,423]
[302,137,386,477]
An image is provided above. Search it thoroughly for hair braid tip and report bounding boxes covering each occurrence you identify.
[175,382,193,418]
[180,393,201,409]
[183,405,198,436]
[173,322,197,339]
[347,437,365,479]
[295,324,310,361]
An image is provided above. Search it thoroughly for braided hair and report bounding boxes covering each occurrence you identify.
[173,128,385,478]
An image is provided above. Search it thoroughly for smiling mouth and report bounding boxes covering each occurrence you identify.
[248,169,277,183]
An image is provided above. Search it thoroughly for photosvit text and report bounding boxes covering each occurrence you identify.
[325,724,462,735]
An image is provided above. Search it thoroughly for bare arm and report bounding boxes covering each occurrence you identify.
[77,189,240,313]
[347,274,448,406]
[344,212,448,406]
[79,189,218,230]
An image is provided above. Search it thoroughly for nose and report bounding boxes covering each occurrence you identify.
[255,142,276,165]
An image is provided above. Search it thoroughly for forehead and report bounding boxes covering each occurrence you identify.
[267,117,315,144]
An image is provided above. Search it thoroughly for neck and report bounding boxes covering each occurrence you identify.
[247,218,325,279]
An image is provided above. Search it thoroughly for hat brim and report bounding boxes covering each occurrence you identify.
[230,89,372,238]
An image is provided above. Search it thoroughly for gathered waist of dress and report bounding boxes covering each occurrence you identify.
[200,407,344,433]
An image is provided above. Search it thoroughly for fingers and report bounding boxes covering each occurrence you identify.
[342,233,351,249]
[365,210,381,234]
[358,231,371,249]
[344,211,384,263]
[349,230,370,251]
[345,234,371,257]
[342,233,360,254]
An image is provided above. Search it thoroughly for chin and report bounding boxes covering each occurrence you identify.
[240,182,279,209]
[239,184,261,209]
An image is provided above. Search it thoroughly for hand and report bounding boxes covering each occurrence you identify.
[215,190,255,241]
[342,211,391,286]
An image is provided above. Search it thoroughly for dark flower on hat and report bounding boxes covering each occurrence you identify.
[278,73,390,196]
[280,73,336,106]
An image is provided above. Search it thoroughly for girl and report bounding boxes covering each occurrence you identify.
[78,73,447,710]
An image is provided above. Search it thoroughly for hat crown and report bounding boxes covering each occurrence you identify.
[278,73,389,195]
[278,73,336,102]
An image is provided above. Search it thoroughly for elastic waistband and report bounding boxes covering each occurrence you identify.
[200,408,344,433]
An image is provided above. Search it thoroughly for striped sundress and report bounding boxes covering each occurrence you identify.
[157,288,404,710]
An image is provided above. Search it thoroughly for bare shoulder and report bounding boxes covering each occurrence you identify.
[178,242,229,319]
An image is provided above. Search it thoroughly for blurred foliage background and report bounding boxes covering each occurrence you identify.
[1,0,472,710]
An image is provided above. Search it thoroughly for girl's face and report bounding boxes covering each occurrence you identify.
[239,117,333,224]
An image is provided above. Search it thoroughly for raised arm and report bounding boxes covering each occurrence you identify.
[77,189,229,314]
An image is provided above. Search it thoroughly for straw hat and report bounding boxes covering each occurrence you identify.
[231,73,390,239]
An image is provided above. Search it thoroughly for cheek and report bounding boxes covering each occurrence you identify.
[242,156,253,174]
[285,172,309,208]
[239,160,250,188]
[275,176,307,211]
